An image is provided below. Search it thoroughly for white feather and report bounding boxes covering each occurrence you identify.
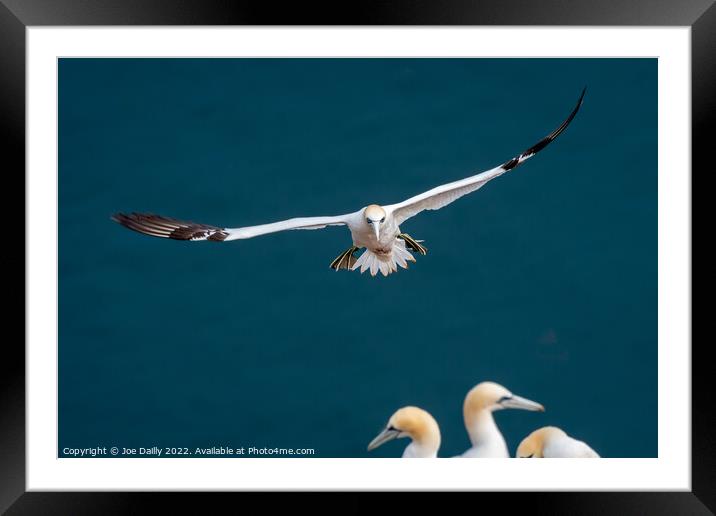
[352,240,417,277]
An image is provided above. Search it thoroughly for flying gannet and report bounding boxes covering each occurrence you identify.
[516,426,600,458]
[113,89,585,277]
[457,381,544,458]
[367,406,441,458]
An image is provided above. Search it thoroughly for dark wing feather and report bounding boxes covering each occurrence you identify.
[500,87,586,171]
[112,213,229,242]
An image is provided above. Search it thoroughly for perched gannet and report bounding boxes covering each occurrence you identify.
[367,406,441,458]
[458,382,544,458]
[516,426,600,458]
[113,89,585,276]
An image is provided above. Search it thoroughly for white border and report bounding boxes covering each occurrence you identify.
[27,27,690,490]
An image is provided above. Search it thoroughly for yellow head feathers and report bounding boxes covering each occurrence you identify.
[389,406,439,441]
[367,405,441,455]
[464,381,512,413]
[516,426,566,458]
[463,381,544,438]
[364,204,386,222]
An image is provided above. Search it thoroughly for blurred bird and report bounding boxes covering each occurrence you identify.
[367,406,441,458]
[516,426,599,458]
[457,381,544,458]
[113,89,585,277]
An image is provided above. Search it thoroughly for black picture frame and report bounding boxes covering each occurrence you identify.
[3,1,707,513]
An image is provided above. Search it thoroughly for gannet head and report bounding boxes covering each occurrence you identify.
[464,381,545,417]
[516,426,567,458]
[364,204,387,240]
[367,406,441,453]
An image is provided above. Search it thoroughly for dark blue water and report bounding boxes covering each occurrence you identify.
[59,58,656,458]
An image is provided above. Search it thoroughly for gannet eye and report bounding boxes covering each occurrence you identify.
[380,217,385,223]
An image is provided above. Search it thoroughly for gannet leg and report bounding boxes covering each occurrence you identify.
[397,234,428,256]
[329,246,360,271]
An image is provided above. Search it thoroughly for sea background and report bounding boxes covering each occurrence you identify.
[59,58,657,458]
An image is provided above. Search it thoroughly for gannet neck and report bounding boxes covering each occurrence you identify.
[398,407,440,458]
[462,382,508,441]
[462,383,509,456]
[464,407,508,454]
[462,381,540,458]
[403,430,440,458]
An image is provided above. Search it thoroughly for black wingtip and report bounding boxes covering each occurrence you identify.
[577,86,587,107]
[111,212,129,226]
[111,212,229,241]
[562,86,587,128]
[547,86,587,140]
[499,87,586,171]
[572,86,587,114]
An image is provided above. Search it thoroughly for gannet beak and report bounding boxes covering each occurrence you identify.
[501,395,545,412]
[372,221,380,240]
[367,427,400,451]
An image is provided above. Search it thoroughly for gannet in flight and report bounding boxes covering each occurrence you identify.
[458,381,544,458]
[516,426,600,458]
[113,89,585,277]
[367,406,441,458]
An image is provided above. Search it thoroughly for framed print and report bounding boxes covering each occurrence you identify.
[4,0,708,512]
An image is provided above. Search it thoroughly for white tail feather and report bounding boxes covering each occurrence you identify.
[351,239,417,277]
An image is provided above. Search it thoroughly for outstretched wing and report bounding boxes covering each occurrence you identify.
[112,212,352,242]
[386,88,586,226]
